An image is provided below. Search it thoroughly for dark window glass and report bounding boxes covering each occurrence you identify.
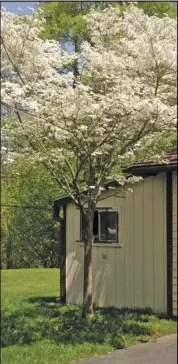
[80,209,118,243]
[93,210,99,240]
[99,211,117,241]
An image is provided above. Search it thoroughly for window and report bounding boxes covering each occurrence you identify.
[81,209,118,243]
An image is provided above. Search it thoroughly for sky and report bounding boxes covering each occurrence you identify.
[2,1,177,14]
[1,1,75,53]
[2,2,35,13]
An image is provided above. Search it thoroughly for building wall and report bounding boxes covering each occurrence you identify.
[66,172,167,313]
[172,171,177,316]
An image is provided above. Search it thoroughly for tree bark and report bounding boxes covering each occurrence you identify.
[82,206,94,319]
[73,38,79,89]
[6,233,13,269]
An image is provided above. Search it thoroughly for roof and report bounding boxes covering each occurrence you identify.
[53,195,73,208]
[54,150,177,207]
[127,150,177,166]
[124,150,177,175]
[53,179,128,208]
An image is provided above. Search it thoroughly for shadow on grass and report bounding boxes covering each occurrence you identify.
[1,296,175,349]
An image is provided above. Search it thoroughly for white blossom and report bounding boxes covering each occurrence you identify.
[1,5,177,200]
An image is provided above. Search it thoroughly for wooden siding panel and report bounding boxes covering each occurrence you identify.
[106,247,116,307]
[96,247,108,306]
[173,295,177,304]
[173,254,177,263]
[173,244,177,256]
[173,230,177,240]
[92,246,99,305]
[97,193,117,209]
[66,203,74,303]
[124,189,135,308]
[133,182,144,308]
[115,248,125,308]
[143,177,154,309]
[73,208,83,304]
[153,174,166,313]
[173,285,177,295]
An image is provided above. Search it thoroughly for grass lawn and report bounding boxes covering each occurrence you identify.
[1,268,177,364]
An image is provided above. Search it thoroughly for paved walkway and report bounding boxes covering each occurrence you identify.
[74,334,177,364]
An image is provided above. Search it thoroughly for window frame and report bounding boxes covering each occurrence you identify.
[80,208,118,244]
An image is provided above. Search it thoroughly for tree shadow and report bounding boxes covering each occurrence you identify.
[1,296,175,349]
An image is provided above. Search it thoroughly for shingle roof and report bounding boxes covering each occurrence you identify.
[124,150,177,174]
[132,150,177,166]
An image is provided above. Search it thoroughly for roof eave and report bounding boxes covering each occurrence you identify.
[124,162,177,175]
[53,163,177,207]
[53,196,72,208]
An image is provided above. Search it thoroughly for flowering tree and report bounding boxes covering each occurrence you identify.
[1,4,177,318]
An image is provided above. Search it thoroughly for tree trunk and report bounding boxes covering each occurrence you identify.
[6,235,13,269]
[82,207,94,319]
[73,37,79,89]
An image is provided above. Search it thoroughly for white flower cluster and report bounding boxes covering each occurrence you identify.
[1,4,177,195]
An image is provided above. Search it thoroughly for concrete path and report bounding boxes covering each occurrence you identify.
[74,334,177,364]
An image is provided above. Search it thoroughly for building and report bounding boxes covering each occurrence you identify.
[53,151,177,316]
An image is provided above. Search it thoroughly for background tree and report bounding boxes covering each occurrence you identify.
[38,1,118,80]
[38,1,176,44]
[38,1,120,44]
[137,1,177,18]
[38,1,176,84]
[1,160,60,269]
[1,4,177,318]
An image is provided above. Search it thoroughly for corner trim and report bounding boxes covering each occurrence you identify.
[166,172,173,316]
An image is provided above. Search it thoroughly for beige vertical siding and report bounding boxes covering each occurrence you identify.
[143,178,154,309]
[133,182,144,308]
[66,203,83,304]
[66,203,74,303]
[66,173,167,314]
[172,172,177,316]
[124,189,135,308]
[153,175,166,312]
